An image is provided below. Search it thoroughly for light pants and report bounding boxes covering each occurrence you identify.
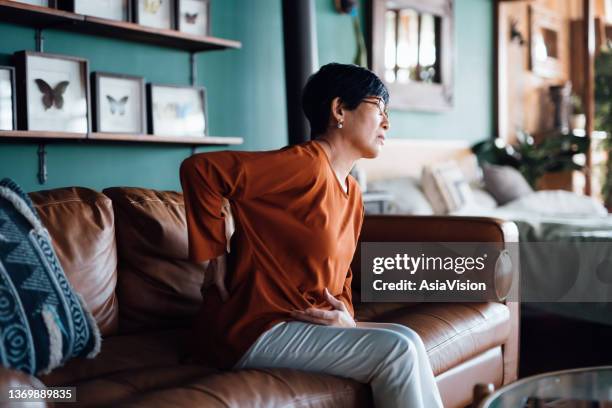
[234,321,444,408]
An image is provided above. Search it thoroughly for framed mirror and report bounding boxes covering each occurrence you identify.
[369,0,454,111]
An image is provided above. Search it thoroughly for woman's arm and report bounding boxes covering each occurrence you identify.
[180,151,248,263]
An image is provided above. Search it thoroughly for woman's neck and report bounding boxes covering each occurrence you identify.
[314,135,358,190]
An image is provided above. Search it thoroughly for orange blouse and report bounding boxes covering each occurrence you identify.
[179,140,364,369]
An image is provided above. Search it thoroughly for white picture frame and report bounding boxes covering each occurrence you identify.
[10,0,55,7]
[72,0,130,21]
[15,51,90,134]
[134,0,174,30]
[92,72,146,134]
[176,0,210,36]
[0,67,16,131]
[147,84,207,137]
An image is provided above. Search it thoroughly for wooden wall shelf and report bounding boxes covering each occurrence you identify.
[0,0,242,52]
[0,130,243,146]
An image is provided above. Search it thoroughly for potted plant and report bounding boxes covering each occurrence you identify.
[472,130,589,189]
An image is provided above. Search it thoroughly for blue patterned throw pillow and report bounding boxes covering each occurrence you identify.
[0,178,100,375]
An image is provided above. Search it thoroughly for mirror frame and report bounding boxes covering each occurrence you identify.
[369,0,454,112]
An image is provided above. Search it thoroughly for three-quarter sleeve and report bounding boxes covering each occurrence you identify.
[179,151,249,263]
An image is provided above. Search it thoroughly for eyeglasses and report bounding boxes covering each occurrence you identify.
[362,98,389,120]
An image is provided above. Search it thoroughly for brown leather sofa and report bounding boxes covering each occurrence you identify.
[0,186,519,407]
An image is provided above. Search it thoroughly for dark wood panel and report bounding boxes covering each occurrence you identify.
[0,0,241,52]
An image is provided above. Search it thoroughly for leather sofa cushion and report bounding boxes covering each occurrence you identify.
[102,187,206,333]
[111,368,372,408]
[40,329,198,387]
[375,302,511,376]
[30,187,119,336]
[40,329,371,408]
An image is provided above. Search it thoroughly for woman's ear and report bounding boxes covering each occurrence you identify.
[330,97,345,123]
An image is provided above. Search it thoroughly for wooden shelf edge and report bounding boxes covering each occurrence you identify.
[0,130,243,145]
[0,130,86,140]
[0,0,241,52]
[89,132,243,145]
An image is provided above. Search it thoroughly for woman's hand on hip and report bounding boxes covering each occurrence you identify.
[290,288,356,328]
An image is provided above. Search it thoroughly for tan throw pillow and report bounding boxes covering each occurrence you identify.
[421,161,474,214]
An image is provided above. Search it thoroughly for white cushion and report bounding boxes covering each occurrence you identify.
[367,177,434,215]
[499,190,608,216]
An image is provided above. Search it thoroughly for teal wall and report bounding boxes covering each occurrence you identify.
[316,0,494,142]
[0,0,287,192]
[0,0,493,193]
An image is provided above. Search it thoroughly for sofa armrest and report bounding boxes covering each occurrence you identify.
[356,215,520,385]
[0,366,47,407]
[360,215,518,243]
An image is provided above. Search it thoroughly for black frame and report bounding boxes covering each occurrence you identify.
[175,0,211,36]
[0,66,17,131]
[91,71,146,134]
[56,0,132,21]
[13,50,91,133]
[146,83,207,137]
[132,0,175,30]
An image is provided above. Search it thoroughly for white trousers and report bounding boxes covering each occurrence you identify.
[234,321,444,408]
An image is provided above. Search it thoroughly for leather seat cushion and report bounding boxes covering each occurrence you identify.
[39,329,204,387]
[112,368,373,408]
[373,302,511,376]
[30,187,119,336]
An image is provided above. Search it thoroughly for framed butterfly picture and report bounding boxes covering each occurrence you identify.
[57,0,131,22]
[92,72,146,134]
[133,0,175,30]
[146,84,207,137]
[176,0,210,36]
[0,66,17,131]
[14,51,90,133]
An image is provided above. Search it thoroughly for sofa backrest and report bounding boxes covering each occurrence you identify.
[30,187,119,336]
[102,187,206,334]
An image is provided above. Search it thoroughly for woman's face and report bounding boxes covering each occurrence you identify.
[342,96,390,159]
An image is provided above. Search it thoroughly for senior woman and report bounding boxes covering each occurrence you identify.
[180,63,443,408]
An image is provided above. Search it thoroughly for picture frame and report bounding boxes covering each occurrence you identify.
[14,50,90,134]
[369,0,454,112]
[57,0,131,22]
[92,72,146,134]
[146,83,207,137]
[10,0,57,7]
[133,0,175,30]
[0,66,17,131]
[529,4,563,79]
[176,0,210,37]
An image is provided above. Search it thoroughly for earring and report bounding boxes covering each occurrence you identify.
[337,121,343,129]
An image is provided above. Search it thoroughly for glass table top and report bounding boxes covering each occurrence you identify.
[481,366,612,408]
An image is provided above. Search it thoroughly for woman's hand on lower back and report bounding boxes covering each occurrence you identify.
[290,288,356,328]
[203,254,228,301]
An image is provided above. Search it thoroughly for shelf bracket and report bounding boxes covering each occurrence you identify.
[35,28,45,52]
[37,143,47,185]
[189,52,197,86]
[191,145,197,155]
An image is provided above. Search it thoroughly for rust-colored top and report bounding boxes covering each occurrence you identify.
[179,140,364,369]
